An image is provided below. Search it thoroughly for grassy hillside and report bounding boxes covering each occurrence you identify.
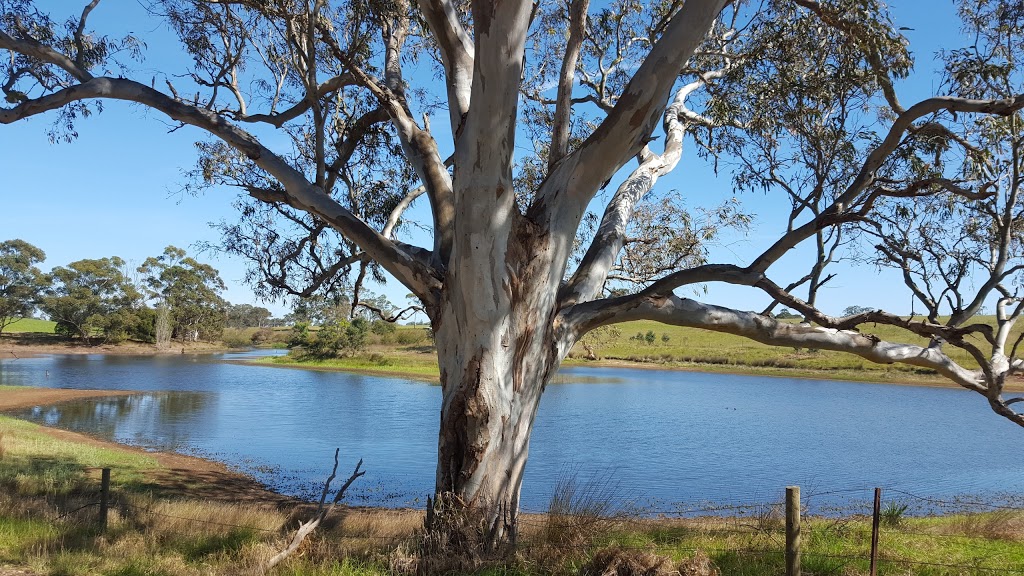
[573,317,1009,376]
[3,317,56,333]
[7,312,1016,386]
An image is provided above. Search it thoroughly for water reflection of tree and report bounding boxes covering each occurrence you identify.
[29,392,211,450]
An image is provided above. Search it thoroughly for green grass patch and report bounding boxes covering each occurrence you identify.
[0,415,158,495]
[3,317,56,333]
[587,514,1024,576]
[260,352,441,380]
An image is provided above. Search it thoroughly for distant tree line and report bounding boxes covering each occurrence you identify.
[0,240,273,344]
[1,239,406,353]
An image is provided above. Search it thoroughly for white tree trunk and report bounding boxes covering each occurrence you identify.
[429,217,574,546]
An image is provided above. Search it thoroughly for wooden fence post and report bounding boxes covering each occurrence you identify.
[870,487,881,576]
[786,486,801,576]
[99,468,110,531]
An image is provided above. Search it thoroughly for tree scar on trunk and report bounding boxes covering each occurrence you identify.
[440,354,490,497]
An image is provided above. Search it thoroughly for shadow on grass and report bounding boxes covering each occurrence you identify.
[0,454,94,497]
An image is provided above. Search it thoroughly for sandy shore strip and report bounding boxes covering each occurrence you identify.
[0,386,137,411]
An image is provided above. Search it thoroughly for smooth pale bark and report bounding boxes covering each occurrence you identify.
[548,0,590,170]
[562,83,698,306]
[416,0,474,136]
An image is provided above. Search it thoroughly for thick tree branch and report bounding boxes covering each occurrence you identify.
[349,64,454,267]
[548,0,727,208]
[562,294,1002,403]
[548,0,590,170]
[0,76,442,303]
[560,83,696,306]
[746,94,1024,276]
[416,0,474,137]
[0,29,93,82]
[73,0,101,71]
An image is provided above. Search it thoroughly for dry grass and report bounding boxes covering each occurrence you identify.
[581,547,719,576]
[945,510,1024,541]
[542,472,623,551]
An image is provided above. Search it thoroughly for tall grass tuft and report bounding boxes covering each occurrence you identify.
[949,510,1024,541]
[541,468,623,557]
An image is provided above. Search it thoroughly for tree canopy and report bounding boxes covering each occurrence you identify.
[139,245,228,342]
[0,238,47,335]
[40,256,144,342]
[4,0,1024,544]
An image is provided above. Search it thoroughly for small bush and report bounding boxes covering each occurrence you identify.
[417,492,493,574]
[544,470,621,552]
[250,327,276,346]
[221,328,254,348]
[881,502,909,526]
[395,330,425,346]
[371,320,397,336]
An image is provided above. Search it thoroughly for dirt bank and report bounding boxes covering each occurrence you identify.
[0,387,136,411]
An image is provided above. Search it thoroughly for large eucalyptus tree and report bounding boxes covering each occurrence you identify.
[4,0,1024,544]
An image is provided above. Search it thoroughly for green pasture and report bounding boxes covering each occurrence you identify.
[2,318,56,333]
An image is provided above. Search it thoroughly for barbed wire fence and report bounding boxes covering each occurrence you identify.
[15,470,1024,575]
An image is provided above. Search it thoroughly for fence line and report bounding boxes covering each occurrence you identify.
[14,470,1024,575]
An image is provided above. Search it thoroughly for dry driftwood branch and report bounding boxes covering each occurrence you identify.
[266,449,365,570]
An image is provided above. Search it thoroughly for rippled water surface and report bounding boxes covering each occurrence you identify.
[2,350,1021,511]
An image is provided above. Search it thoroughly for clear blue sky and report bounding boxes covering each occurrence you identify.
[0,1,960,319]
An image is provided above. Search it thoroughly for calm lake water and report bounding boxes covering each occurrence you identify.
[2,350,1022,513]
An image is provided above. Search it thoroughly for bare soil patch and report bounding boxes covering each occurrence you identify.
[0,387,136,411]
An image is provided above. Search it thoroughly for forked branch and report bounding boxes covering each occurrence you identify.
[266,450,365,570]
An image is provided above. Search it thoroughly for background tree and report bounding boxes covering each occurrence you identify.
[40,257,143,342]
[225,302,273,328]
[288,292,352,326]
[5,0,1024,545]
[0,239,47,336]
[139,246,227,342]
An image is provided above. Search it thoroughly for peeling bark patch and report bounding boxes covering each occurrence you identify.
[475,3,494,36]
[629,101,651,129]
[512,326,533,394]
[438,354,491,493]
